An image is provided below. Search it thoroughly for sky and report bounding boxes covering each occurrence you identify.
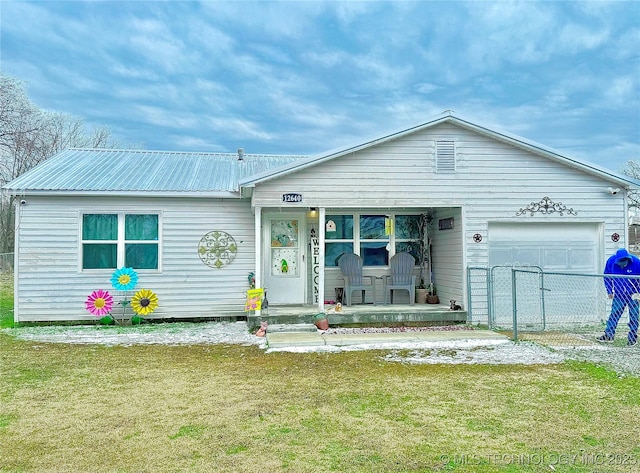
[1,1,639,173]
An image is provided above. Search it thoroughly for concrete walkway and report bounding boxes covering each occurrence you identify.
[265,327,509,349]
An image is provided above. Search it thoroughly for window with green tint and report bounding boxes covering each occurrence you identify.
[325,215,353,240]
[81,213,160,270]
[125,214,158,240]
[126,244,159,269]
[82,214,117,240]
[83,244,117,269]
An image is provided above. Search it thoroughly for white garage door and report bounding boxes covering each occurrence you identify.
[487,222,604,328]
[488,222,601,273]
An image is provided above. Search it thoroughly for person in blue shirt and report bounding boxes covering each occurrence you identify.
[597,248,640,346]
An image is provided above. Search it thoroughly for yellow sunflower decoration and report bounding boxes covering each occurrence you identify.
[131,288,159,316]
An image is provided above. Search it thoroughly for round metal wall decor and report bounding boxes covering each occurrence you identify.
[611,233,620,242]
[198,231,237,268]
[473,233,483,243]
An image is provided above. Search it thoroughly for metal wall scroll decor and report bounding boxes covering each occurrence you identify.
[198,231,237,268]
[515,196,578,216]
[473,233,483,242]
[611,233,620,242]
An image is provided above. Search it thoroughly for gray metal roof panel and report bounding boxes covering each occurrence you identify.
[3,149,308,193]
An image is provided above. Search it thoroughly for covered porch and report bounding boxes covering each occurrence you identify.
[247,302,467,331]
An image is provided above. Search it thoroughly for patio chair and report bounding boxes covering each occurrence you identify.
[384,252,416,305]
[337,253,376,305]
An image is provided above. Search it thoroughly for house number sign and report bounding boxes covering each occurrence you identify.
[282,193,303,203]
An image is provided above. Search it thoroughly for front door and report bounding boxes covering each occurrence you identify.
[263,215,306,304]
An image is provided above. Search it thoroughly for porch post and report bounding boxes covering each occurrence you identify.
[254,205,262,316]
[318,207,325,313]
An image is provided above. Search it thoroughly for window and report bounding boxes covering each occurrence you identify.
[82,213,159,270]
[325,212,425,267]
[324,214,354,267]
[394,214,422,263]
[359,215,389,266]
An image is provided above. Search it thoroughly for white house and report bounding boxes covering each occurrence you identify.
[3,111,639,324]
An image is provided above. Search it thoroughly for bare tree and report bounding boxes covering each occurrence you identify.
[0,73,125,253]
[621,160,640,214]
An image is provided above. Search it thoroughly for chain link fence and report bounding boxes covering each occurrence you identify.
[467,266,634,346]
[0,253,13,274]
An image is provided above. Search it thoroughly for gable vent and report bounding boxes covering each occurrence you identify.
[436,140,456,173]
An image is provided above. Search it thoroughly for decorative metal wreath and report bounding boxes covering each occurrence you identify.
[516,196,578,217]
[198,231,237,268]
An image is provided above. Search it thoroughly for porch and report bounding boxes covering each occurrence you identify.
[247,302,467,330]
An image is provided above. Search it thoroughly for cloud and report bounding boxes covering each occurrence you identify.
[1,0,637,171]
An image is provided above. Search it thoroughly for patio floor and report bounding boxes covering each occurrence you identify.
[247,302,468,330]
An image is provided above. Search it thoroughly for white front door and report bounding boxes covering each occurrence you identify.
[263,214,306,304]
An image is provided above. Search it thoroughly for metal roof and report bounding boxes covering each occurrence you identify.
[3,148,308,195]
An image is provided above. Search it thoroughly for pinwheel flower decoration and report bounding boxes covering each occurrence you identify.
[110,267,139,291]
[131,288,159,316]
[85,289,114,316]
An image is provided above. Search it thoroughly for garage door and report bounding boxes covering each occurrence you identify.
[487,222,603,329]
[488,222,601,273]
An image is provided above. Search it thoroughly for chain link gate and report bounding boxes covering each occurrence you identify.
[468,265,544,336]
[469,265,616,343]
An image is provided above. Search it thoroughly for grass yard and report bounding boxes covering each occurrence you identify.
[0,272,13,329]
[1,280,640,472]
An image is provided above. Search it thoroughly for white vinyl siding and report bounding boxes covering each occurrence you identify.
[14,196,255,322]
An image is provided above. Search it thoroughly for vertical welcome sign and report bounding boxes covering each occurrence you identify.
[310,228,320,304]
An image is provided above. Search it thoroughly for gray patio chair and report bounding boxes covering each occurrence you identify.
[384,252,416,305]
[337,253,376,305]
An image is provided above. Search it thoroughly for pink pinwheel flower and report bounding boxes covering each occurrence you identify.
[85,289,114,316]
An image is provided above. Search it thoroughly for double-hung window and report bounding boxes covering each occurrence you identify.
[325,212,423,268]
[359,215,389,266]
[82,213,159,270]
[324,215,354,267]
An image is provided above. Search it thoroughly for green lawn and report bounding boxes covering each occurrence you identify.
[0,272,13,328]
[1,276,639,472]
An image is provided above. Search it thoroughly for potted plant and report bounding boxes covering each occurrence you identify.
[426,283,439,304]
[312,312,329,330]
[413,212,433,304]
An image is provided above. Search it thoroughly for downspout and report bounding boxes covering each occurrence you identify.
[12,192,20,324]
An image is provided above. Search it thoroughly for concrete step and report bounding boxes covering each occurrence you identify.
[265,323,318,333]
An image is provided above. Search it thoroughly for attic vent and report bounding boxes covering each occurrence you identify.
[436,140,456,173]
